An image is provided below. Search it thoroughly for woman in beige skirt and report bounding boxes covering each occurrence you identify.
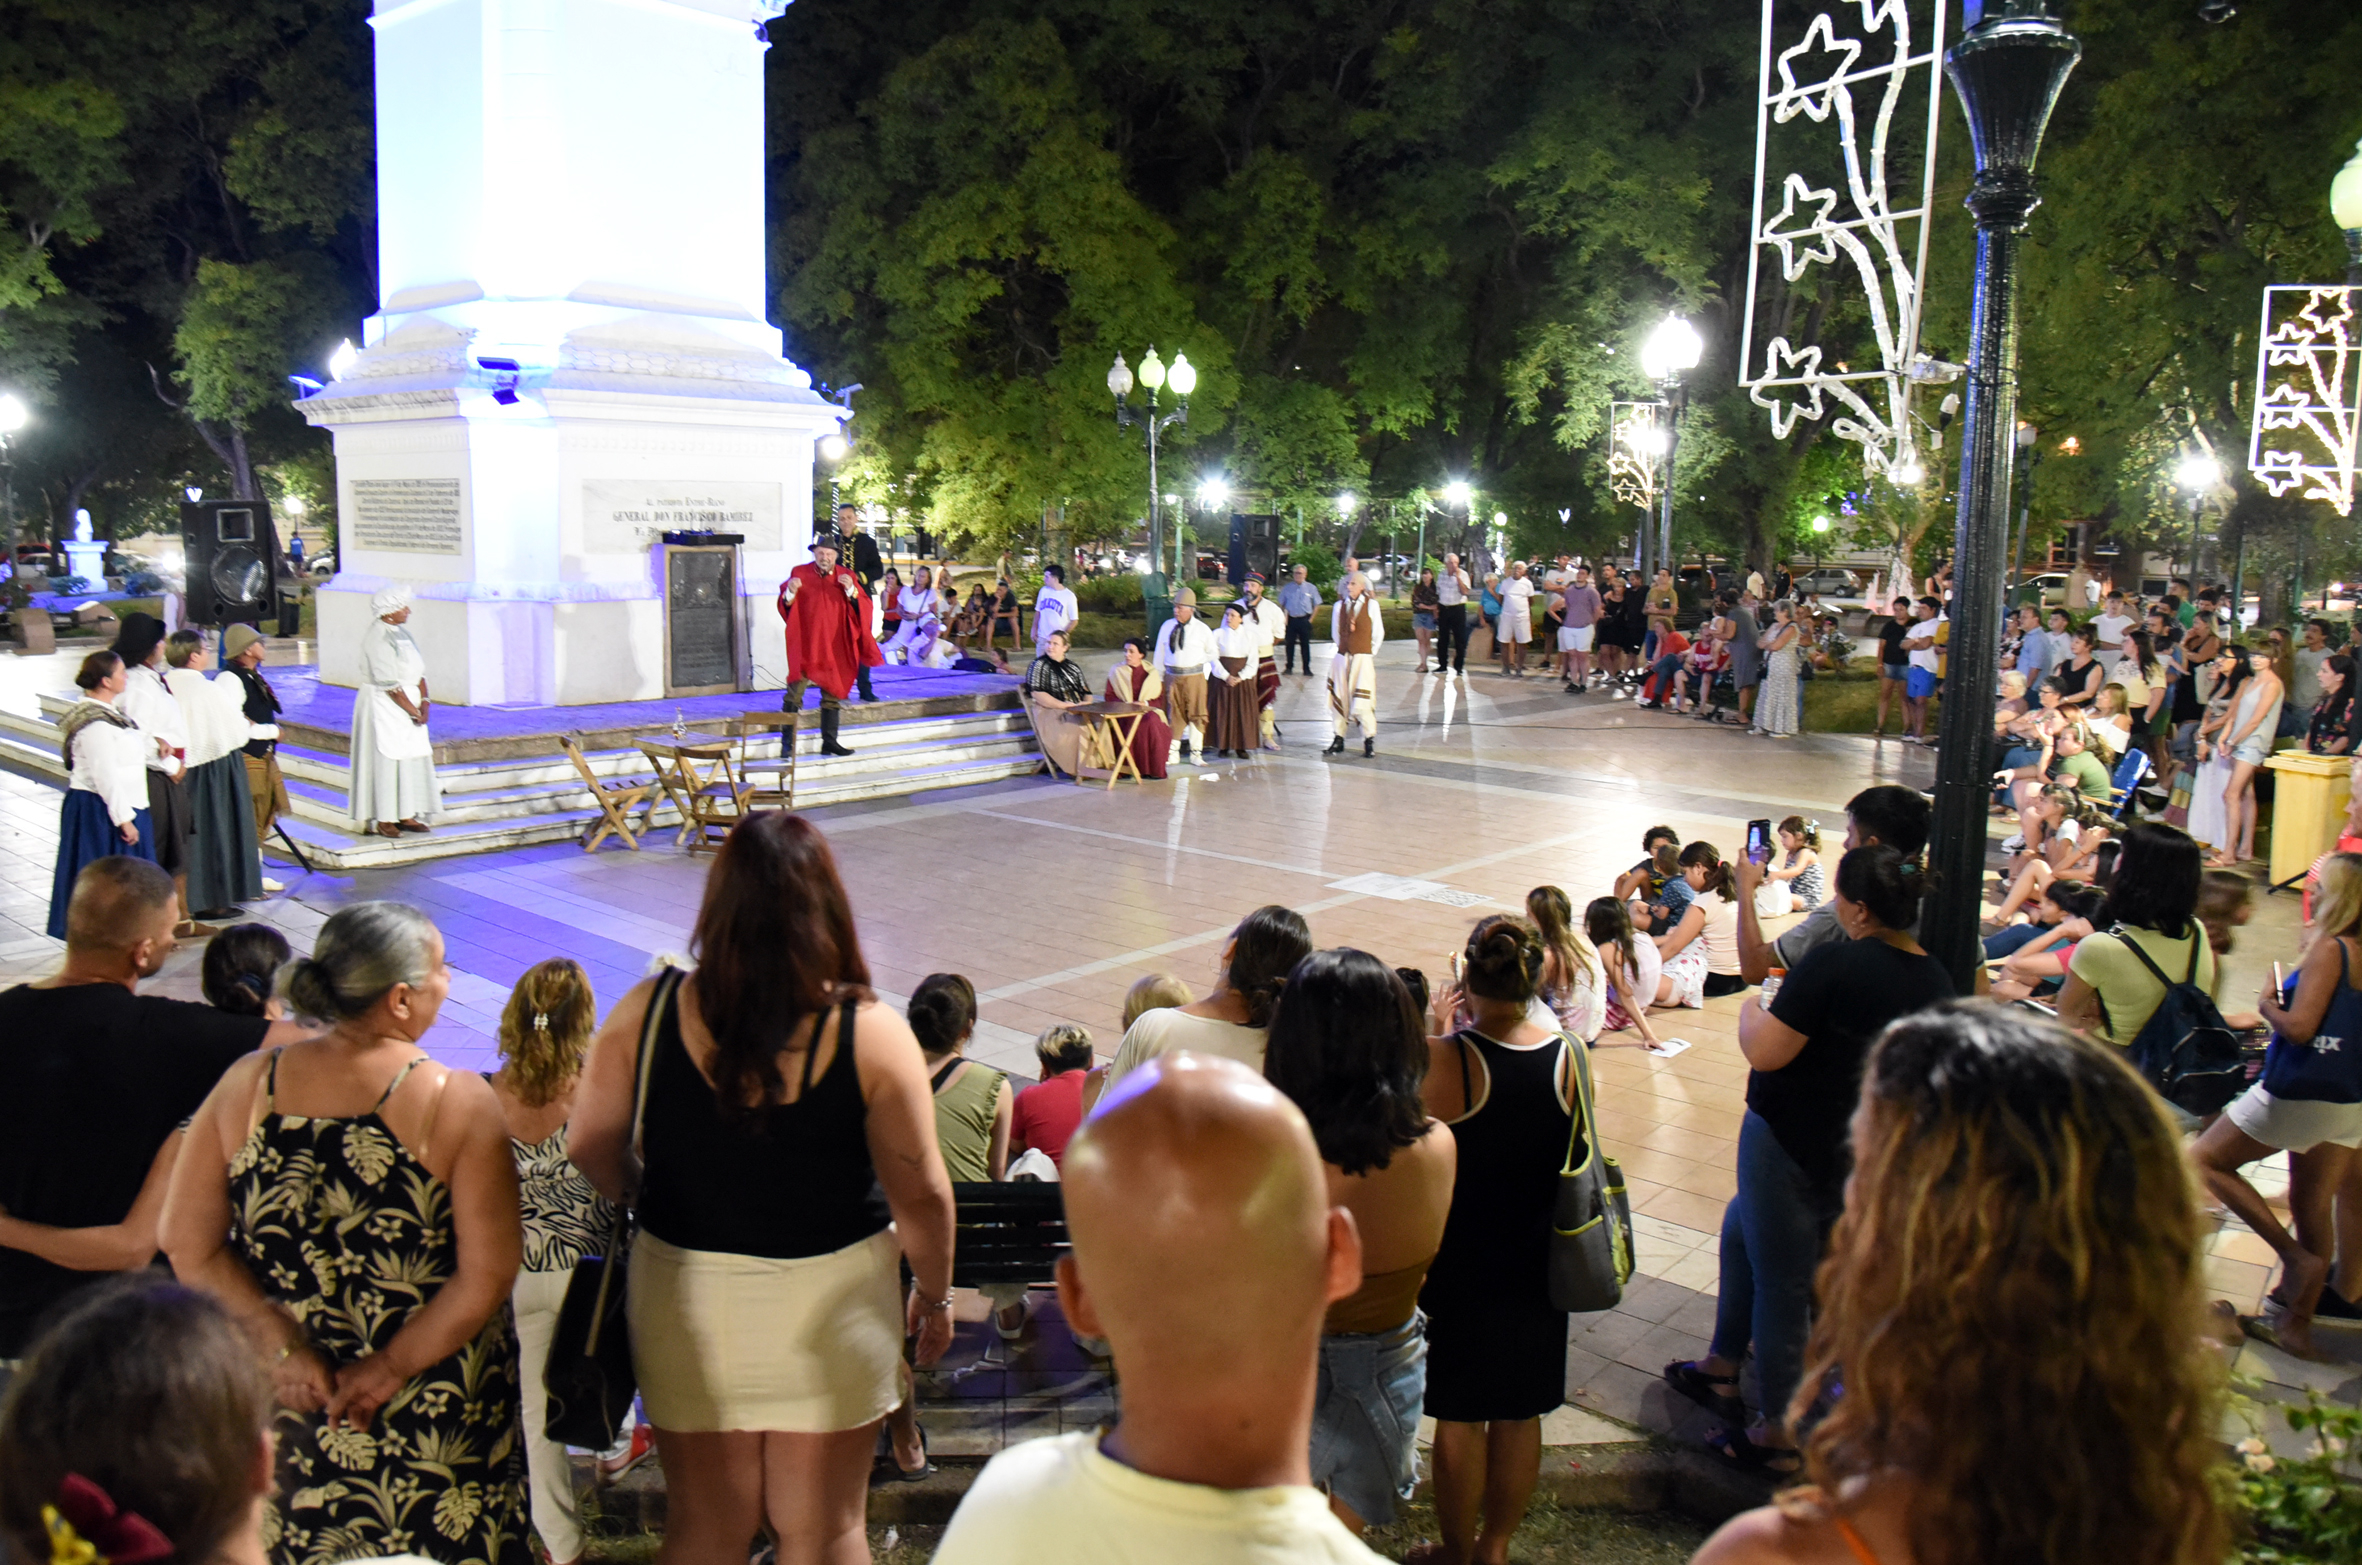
[571,812,956,1565]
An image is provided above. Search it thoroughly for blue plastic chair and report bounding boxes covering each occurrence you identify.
[2107,747,2152,820]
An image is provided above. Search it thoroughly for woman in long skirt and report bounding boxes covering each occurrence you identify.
[1100,638,1171,780]
[163,629,263,916]
[46,651,157,938]
[1207,605,1261,758]
[1753,600,1804,738]
[350,586,443,838]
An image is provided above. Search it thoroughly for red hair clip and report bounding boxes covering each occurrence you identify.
[44,1474,175,1565]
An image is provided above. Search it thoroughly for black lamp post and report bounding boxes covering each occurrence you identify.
[1923,0,2081,992]
[1110,347,1195,632]
[0,394,27,620]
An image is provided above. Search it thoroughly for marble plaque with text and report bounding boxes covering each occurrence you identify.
[581,480,782,555]
[349,479,464,555]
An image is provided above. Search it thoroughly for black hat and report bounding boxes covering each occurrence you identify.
[112,612,167,668]
[811,533,845,555]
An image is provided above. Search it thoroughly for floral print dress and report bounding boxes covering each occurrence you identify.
[230,1053,530,1565]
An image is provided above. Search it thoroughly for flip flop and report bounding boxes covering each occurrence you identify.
[1700,1424,1801,1474]
[1664,1359,1744,1420]
[2268,1282,2362,1321]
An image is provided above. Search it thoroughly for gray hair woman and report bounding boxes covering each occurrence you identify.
[163,901,530,1565]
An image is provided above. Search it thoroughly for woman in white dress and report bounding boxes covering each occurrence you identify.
[2185,647,2245,859]
[1499,561,1536,678]
[1752,600,1803,737]
[350,584,442,838]
[883,566,943,662]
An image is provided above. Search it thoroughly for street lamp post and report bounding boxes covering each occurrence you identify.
[2177,453,2222,583]
[1110,347,1196,625]
[1640,317,1703,582]
[0,393,28,618]
[2333,137,2362,287]
[1442,481,1473,574]
[1923,0,2081,992]
[2005,423,2040,608]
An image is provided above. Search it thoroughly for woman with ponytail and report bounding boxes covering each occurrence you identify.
[490,958,636,1559]
[1665,845,1952,1474]
[200,924,291,1019]
[1525,885,1605,1043]
[1104,904,1312,1088]
[1414,915,1578,1565]
[1584,896,1668,1046]
[1655,841,1746,1006]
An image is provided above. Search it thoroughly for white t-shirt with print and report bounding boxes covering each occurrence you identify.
[935,1432,1385,1565]
[1905,617,1941,673]
[1105,1008,1268,1089]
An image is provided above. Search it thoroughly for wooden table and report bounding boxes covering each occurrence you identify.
[634,731,742,848]
[1063,701,1150,789]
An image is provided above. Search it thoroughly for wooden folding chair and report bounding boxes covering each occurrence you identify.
[636,740,694,830]
[678,744,751,854]
[731,712,798,809]
[1018,692,1072,780]
[563,735,657,852]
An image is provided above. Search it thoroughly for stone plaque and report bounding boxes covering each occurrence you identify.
[664,545,742,694]
[349,479,463,555]
[583,480,782,554]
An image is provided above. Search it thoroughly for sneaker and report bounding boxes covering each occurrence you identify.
[260,876,287,893]
[597,1423,656,1484]
[995,1294,1033,1340]
[2000,832,2026,855]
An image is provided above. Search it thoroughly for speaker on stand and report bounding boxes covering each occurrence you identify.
[180,499,283,630]
[1226,513,1280,588]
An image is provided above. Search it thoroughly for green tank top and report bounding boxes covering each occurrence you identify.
[931,1057,1005,1183]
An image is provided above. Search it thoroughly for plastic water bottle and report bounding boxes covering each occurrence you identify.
[671,708,686,739]
[1758,968,1786,1008]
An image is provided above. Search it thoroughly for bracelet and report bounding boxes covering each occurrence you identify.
[924,1294,954,1314]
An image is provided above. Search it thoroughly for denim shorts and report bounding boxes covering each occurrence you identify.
[1412,610,1438,632]
[1310,1313,1426,1524]
[1881,661,1908,681]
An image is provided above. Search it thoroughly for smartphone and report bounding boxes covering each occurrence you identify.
[2272,960,2285,999]
[1448,951,1464,984]
[1745,818,1773,865]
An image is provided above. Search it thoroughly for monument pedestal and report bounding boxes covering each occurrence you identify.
[303,0,832,707]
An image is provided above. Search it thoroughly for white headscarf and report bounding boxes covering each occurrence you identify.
[371,584,412,619]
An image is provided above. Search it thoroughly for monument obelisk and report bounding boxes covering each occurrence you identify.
[302,0,839,706]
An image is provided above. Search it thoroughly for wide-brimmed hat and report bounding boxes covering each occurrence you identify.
[223,623,266,660]
[112,613,166,667]
[1174,587,1198,608]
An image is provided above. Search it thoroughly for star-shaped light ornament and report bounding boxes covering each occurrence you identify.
[2296,288,2357,344]
[1750,340,1829,438]
[2255,382,2316,433]
[1771,12,1863,125]
[2251,449,2307,497]
[1760,175,1843,281]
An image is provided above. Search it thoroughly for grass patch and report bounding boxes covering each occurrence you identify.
[1802,668,1941,734]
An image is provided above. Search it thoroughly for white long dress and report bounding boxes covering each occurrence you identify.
[349,620,443,827]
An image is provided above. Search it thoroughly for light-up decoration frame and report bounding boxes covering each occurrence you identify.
[1608,401,1667,509]
[2249,285,2360,517]
[1737,0,1947,473]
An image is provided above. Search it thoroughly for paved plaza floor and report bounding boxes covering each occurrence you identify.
[0,636,2339,1458]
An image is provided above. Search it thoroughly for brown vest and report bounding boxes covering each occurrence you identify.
[1341,596,1374,655]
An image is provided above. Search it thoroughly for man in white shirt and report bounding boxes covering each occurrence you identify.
[1433,553,1472,676]
[2090,591,2135,674]
[934,1053,1376,1565]
[1154,587,1216,765]
[1902,596,1943,746]
[110,615,203,936]
[1326,572,1384,758]
[1032,564,1080,658]
[1235,572,1287,750]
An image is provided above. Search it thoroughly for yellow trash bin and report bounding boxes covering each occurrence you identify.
[2265,750,2357,886]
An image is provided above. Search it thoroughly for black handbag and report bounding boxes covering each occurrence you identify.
[1547,1034,1635,1314]
[543,967,678,1449]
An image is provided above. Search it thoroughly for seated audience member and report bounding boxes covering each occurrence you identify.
[164,902,532,1565]
[2308,652,2356,756]
[1264,950,1457,1533]
[200,921,292,1018]
[1586,897,1669,1047]
[1123,971,1193,1029]
[1527,885,1605,1043]
[0,1276,276,1565]
[1740,785,1931,983]
[1656,842,1746,1005]
[1986,784,2110,923]
[2198,867,2260,1025]
[1692,1006,2226,1565]
[2058,823,2212,1070]
[1613,825,1681,904]
[1103,906,1312,1087]
[1012,1023,1095,1167]
[1635,839,1691,934]
[0,859,301,1366]
[1982,876,2094,962]
[1395,967,1430,1018]
[932,1054,1381,1564]
[912,972,1010,1183]
[2193,853,2362,1358]
[1755,816,1825,916]
[1986,884,2106,1003]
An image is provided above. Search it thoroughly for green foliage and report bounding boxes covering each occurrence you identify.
[1281,542,1341,591]
[1072,573,1145,613]
[2236,1395,2362,1563]
[174,259,331,431]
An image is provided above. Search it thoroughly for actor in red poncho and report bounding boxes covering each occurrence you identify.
[779,535,883,756]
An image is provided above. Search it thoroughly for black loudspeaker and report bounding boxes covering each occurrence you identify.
[180,500,281,627]
[1226,513,1280,588]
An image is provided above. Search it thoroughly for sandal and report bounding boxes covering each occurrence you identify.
[1664,1359,1745,1421]
[870,1424,934,1486]
[2269,1282,2362,1321]
[1701,1424,1802,1474]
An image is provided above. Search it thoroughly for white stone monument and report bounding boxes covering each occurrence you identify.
[302,0,839,706]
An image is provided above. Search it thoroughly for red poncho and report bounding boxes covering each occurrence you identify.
[778,562,884,701]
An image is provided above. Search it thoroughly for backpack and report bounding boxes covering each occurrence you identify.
[2110,926,2247,1115]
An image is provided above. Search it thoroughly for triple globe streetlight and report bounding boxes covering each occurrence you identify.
[1109,346,1197,589]
[1637,315,1704,579]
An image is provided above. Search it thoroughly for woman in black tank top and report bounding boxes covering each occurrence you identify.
[568,813,955,1563]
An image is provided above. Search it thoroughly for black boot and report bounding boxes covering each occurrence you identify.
[856,668,878,703]
[820,707,855,757]
[1363,737,1375,758]
[1326,735,1345,756]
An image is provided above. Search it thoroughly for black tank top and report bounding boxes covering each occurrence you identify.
[636,979,892,1258]
[1421,1029,1574,1310]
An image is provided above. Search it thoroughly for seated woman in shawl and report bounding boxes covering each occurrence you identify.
[1023,628,1094,776]
[1091,637,1170,780]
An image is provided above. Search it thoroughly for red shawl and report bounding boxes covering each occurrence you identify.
[778,563,884,701]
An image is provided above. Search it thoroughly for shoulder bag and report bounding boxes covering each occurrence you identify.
[1548,1036,1635,1313]
[2111,927,2246,1117]
[544,965,681,1449]
[2261,942,2362,1104]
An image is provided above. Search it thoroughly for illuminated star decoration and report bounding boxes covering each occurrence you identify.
[1750,340,1830,439]
[1760,174,1843,281]
[1770,11,1863,125]
[2249,284,2359,516]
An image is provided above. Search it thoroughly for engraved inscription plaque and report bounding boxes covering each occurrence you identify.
[664,545,743,696]
[349,479,464,555]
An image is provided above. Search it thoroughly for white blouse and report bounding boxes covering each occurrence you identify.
[1214,621,1259,664]
[117,665,186,774]
[66,706,150,826]
[164,668,252,767]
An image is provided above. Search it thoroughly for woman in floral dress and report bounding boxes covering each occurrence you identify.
[165,901,529,1565]
[1753,599,1804,738]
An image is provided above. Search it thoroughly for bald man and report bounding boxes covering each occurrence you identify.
[935,1053,1383,1563]
[0,857,308,1367]
[1326,573,1383,759]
